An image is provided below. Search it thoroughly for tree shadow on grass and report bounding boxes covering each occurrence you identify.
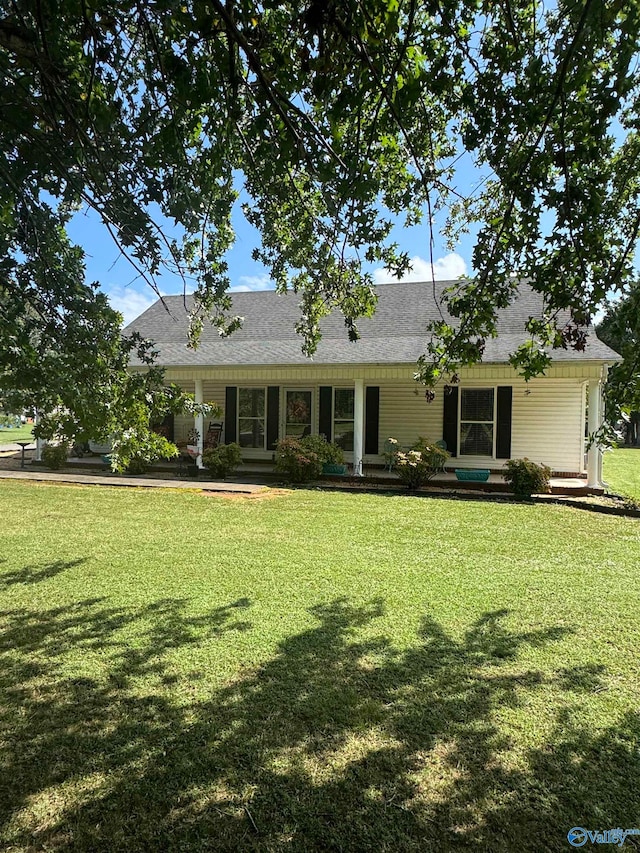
[0,597,638,851]
[0,558,87,588]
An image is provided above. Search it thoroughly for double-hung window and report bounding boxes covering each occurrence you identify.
[333,388,354,451]
[459,388,495,456]
[238,388,265,449]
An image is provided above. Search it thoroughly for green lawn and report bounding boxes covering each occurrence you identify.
[0,424,34,444]
[1,482,639,852]
[604,447,640,501]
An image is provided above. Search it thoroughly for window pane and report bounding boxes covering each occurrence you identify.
[461,388,494,422]
[239,388,265,418]
[334,421,354,451]
[460,423,493,456]
[238,418,264,448]
[334,389,354,420]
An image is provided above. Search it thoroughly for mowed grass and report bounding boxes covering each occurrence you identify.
[0,481,639,852]
[0,425,34,445]
[604,447,640,501]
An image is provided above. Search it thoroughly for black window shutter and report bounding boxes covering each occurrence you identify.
[225,387,237,444]
[266,386,280,450]
[496,386,513,459]
[365,387,380,455]
[319,387,333,441]
[442,386,459,457]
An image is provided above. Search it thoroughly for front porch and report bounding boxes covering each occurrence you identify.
[161,368,609,491]
[11,448,602,496]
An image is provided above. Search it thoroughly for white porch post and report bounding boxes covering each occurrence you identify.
[194,378,204,468]
[353,379,364,477]
[587,379,602,488]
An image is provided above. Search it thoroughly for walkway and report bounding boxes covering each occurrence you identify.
[0,444,266,495]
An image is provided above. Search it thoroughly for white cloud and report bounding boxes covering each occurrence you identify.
[230,274,273,292]
[373,252,468,284]
[106,286,157,326]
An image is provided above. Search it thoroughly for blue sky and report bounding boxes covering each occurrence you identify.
[66,182,477,327]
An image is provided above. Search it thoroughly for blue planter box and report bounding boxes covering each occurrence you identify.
[322,463,347,475]
[455,469,490,482]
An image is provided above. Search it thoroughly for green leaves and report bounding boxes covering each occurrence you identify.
[597,285,640,422]
[2,0,640,439]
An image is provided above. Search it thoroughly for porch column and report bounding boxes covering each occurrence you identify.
[587,379,602,488]
[194,378,204,468]
[353,379,364,477]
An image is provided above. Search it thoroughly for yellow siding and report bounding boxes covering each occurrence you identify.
[161,361,606,384]
[510,379,585,473]
[375,382,443,457]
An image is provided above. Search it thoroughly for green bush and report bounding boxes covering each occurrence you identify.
[41,443,69,470]
[412,437,449,470]
[395,439,450,490]
[275,437,323,483]
[274,434,344,482]
[126,455,150,475]
[202,442,242,479]
[301,434,345,465]
[503,457,552,499]
[0,413,20,429]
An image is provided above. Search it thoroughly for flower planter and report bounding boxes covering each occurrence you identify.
[322,463,347,475]
[455,469,490,482]
[90,440,112,455]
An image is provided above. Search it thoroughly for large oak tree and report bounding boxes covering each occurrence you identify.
[2,0,639,458]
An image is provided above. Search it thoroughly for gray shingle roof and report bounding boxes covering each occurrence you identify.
[123,280,619,366]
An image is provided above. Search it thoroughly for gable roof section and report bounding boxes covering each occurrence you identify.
[123,280,619,367]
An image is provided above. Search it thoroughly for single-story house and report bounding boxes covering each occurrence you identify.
[124,280,619,487]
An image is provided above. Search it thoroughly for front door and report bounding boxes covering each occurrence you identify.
[284,390,313,439]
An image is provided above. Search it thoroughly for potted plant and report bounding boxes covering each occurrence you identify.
[300,434,347,474]
[319,440,346,475]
